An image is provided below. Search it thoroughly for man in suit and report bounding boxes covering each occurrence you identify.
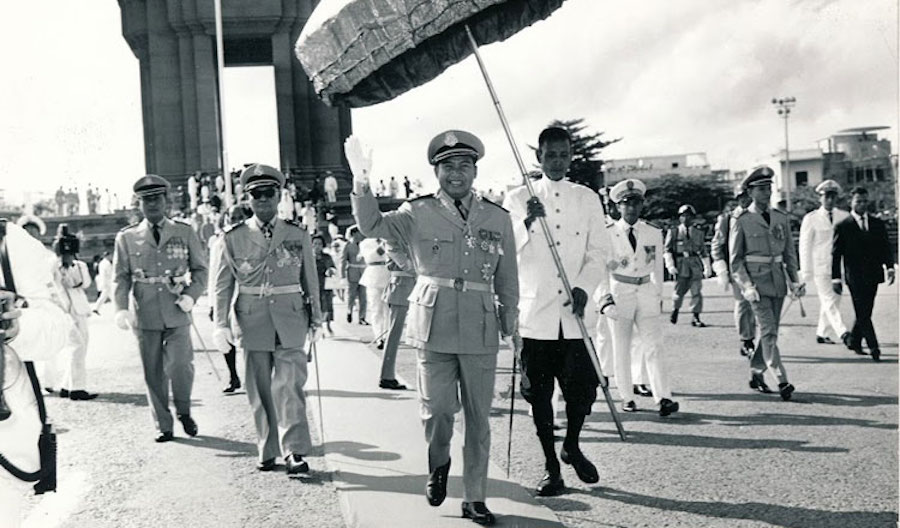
[503,126,610,497]
[213,164,322,474]
[729,166,803,401]
[711,187,757,356]
[665,204,712,327]
[831,186,896,361]
[113,175,208,442]
[799,180,851,347]
[348,130,518,526]
[341,226,368,325]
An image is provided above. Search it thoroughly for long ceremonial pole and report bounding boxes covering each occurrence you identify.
[214,0,233,208]
[464,26,626,441]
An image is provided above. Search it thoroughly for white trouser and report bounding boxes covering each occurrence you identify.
[631,334,649,385]
[43,315,89,391]
[595,313,614,375]
[610,282,671,404]
[813,274,847,340]
[367,286,389,342]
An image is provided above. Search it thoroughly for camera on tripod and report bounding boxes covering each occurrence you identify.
[53,224,80,256]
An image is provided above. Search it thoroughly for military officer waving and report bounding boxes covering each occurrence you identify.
[213,164,322,475]
[113,175,208,442]
[347,131,518,526]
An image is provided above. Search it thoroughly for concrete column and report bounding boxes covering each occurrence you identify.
[177,33,200,172]
[146,0,185,178]
[192,34,221,175]
[272,31,297,171]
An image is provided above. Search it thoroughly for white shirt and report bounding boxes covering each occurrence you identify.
[503,177,611,339]
[799,206,849,281]
[603,218,664,298]
[851,210,869,232]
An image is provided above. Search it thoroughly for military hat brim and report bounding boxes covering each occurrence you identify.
[133,174,172,197]
[241,164,285,191]
[428,130,485,165]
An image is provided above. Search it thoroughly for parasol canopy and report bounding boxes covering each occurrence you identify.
[295,0,566,108]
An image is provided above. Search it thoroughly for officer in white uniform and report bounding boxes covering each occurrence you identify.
[799,179,850,346]
[602,179,679,417]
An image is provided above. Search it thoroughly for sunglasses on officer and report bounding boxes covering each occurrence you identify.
[249,186,278,199]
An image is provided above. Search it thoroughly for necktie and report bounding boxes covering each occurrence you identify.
[152,224,161,244]
[453,199,467,221]
[861,216,868,232]
[262,223,273,240]
[628,227,637,251]
[761,210,770,226]
[827,211,833,224]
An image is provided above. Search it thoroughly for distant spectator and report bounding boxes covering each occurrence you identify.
[324,171,339,203]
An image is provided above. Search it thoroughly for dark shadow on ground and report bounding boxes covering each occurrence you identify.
[677,391,897,407]
[177,434,256,457]
[92,392,148,407]
[316,389,414,400]
[323,441,401,462]
[585,410,895,430]
[784,355,898,364]
[589,487,897,528]
[579,429,847,453]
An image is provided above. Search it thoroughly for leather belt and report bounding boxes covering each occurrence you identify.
[680,251,700,257]
[348,263,367,268]
[239,283,304,297]
[418,274,493,293]
[744,255,783,264]
[391,271,415,278]
[366,261,386,266]
[612,273,651,285]
[132,274,187,284]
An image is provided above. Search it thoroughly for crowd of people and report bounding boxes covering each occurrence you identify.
[1,125,896,527]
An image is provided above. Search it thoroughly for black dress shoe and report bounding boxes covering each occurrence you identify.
[560,446,599,484]
[44,387,55,394]
[178,414,198,437]
[622,400,637,412]
[816,336,836,344]
[841,332,854,350]
[749,374,772,393]
[633,384,653,397]
[346,313,352,323]
[359,319,370,326]
[461,502,495,526]
[285,453,309,474]
[778,382,795,401]
[155,431,174,443]
[59,389,69,398]
[256,458,276,471]
[376,339,385,350]
[426,458,451,506]
[535,472,565,496]
[670,310,679,324]
[379,379,407,390]
[871,349,881,362]
[223,379,241,393]
[69,390,98,401]
[659,398,680,416]
[851,346,866,355]
[691,317,707,328]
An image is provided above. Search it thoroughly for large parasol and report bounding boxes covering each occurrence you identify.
[295,0,626,442]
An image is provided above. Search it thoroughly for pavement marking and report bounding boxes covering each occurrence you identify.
[23,471,90,528]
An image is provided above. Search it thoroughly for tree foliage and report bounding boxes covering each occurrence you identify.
[640,174,733,228]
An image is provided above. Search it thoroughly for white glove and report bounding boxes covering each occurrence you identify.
[791,282,806,298]
[600,303,619,321]
[742,287,761,303]
[175,295,195,313]
[114,309,134,330]
[716,273,730,289]
[213,327,234,353]
[667,267,678,278]
[308,325,324,343]
[703,265,713,279]
[887,267,896,286]
[343,135,373,190]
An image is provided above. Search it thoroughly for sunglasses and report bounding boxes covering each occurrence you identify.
[249,187,277,199]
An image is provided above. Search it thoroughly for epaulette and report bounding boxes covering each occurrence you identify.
[172,218,192,226]
[605,218,615,228]
[734,207,748,218]
[223,220,247,234]
[644,220,661,230]
[119,222,140,232]
[479,196,509,213]
[284,218,304,229]
[409,194,434,202]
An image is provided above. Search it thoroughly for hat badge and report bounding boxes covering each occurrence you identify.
[443,132,459,147]
[626,180,634,190]
[253,164,264,176]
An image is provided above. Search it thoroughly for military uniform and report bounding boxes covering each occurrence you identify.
[213,165,322,468]
[341,233,367,323]
[113,176,208,437]
[729,167,800,399]
[351,172,518,505]
[380,245,416,386]
[664,205,710,325]
[711,202,757,351]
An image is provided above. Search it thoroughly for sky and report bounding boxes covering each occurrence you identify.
[0,0,897,204]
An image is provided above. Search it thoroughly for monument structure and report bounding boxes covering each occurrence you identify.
[116,0,351,186]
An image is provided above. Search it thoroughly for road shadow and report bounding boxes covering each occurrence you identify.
[315,389,414,400]
[678,391,897,408]
[784,355,898,364]
[323,441,401,462]
[588,486,897,528]
[579,429,847,453]
[179,434,256,457]
[92,392,148,407]
[587,410,894,430]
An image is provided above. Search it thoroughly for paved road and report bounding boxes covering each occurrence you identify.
[15,279,898,527]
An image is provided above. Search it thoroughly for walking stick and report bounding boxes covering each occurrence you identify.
[189,316,223,382]
[465,26,626,441]
[506,339,518,478]
[310,339,325,445]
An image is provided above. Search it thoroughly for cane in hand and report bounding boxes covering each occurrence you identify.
[310,338,325,446]
[189,315,223,382]
[506,335,519,479]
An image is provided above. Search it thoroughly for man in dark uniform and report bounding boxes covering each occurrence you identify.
[665,204,712,327]
[113,175,208,442]
[213,164,322,474]
[347,131,518,526]
[729,167,803,400]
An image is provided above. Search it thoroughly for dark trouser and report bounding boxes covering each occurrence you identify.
[136,325,194,433]
[381,303,408,380]
[848,282,879,351]
[347,281,367,320]
[224,345,240,383]
[520,336,598,460]
[320,290,334,322]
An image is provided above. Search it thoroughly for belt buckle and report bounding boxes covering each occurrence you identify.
[682,252,690,257]
[453,278,465,292]
[260,283,272,297]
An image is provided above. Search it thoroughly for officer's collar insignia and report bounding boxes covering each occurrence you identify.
[443,132,459,147]
[253,164,264,176]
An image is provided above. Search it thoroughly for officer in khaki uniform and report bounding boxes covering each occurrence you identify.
[379,243,416,390]
[113,175,208,442]
[347,131,518,526]
[729,166,804,401]
[213,164,322,475]
[664,204,712,327]
[341,226,368,324]
[711,186,757,356]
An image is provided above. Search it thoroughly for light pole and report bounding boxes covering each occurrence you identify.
[772,96,796,210]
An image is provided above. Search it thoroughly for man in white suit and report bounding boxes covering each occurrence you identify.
[799,179,851,346]
[504,126,612,497]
